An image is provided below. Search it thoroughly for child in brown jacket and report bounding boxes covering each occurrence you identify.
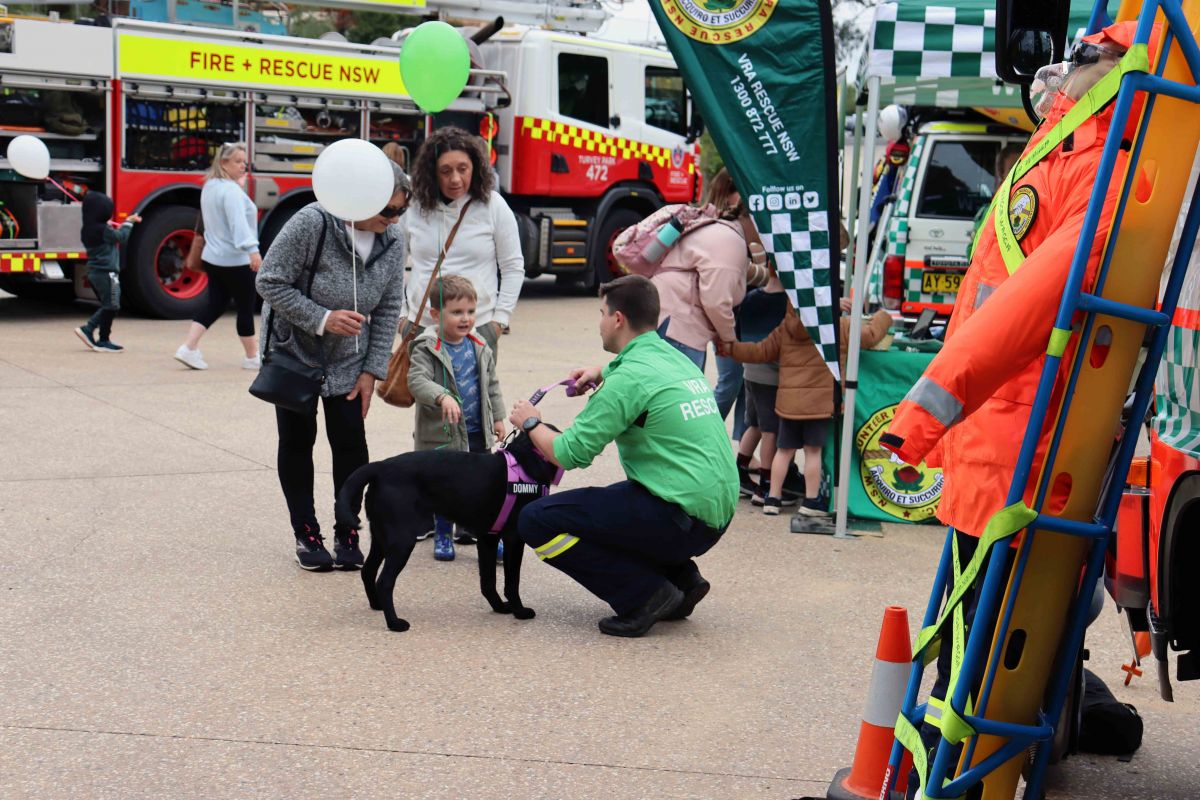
[719,299,892,515]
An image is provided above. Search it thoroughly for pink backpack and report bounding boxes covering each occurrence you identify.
[611,203,720,277]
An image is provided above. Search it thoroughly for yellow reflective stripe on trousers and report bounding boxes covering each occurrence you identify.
[535,533,580,560]
[993,45,1151,275]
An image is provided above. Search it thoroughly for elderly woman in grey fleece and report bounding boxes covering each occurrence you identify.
[256,161,410,572]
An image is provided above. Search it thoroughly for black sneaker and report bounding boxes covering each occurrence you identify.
[762,496,782,516]
[453,531,477,545]
[333,529,364,570]
[295,532,333,571]
[798,497,832,517]
[784,462,807,496]
[74,325,97,351]
[94,340,124,352]
[415,528,435,542]
[738,466,758,498]
[752,487,800,507]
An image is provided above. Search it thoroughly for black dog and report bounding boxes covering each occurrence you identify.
[335,430,560,632]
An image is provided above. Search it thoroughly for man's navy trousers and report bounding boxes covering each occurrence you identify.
[518,480,725,615]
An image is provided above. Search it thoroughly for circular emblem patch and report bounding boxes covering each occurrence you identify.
[1008,185,1038,242]
[659,0,777,43]
[857,404,943,522]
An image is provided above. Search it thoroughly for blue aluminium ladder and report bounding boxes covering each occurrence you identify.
[883,2,1200,799]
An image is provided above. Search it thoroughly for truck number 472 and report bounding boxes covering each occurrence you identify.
[586,164,609,182]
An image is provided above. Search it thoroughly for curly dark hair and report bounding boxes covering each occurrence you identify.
[410,126,494,212]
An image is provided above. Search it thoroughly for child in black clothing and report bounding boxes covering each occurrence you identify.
[74,192,140,352]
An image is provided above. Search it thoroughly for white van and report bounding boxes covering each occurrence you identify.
[876,121,1028,320]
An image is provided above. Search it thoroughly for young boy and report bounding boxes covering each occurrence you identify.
[719,299,892,516]
[407,275,506,561]
[74,192,140,352]
[733,272,800,508]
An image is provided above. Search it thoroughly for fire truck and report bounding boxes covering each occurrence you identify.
[0,13,698,317]
[466,25,701,289]
[1113,224,1200,701]
[0,14,500,318]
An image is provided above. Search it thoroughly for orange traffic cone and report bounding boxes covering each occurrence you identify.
[827,606,913,800]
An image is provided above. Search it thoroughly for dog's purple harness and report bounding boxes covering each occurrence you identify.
[488,379,589,534]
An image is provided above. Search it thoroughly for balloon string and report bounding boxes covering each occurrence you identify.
[47,177,81,203]
[352,224,359,354]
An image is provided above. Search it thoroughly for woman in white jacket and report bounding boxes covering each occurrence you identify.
[402,127,524,358]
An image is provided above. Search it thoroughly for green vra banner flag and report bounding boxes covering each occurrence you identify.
[650,0,842,378]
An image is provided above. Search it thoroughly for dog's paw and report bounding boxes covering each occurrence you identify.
[386,618,411,632]
[512,606,536,620]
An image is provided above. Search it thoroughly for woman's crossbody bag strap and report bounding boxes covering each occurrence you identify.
[409,199,474,329]
[262,216,329,372]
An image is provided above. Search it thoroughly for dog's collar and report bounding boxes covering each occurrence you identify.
[490,450,562,534]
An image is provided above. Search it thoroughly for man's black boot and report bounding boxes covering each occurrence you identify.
[598,582,684,637]
[663,574,710,621]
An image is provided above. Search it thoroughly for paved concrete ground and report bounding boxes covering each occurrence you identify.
[2,281,1198,799]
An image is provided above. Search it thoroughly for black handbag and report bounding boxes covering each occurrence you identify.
[249,219,329,413]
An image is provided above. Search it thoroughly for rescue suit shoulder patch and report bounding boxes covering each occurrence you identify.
[1008,185,1038,242]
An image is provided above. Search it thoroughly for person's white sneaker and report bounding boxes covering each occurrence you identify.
[174,345,208,370]
[242,354,262,370]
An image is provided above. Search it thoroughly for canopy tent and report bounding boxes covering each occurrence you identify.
[833,0,1095,538]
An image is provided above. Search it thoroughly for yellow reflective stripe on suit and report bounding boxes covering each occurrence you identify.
[535,534,580,560]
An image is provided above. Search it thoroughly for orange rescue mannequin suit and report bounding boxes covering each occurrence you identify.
[881,21,1159,537]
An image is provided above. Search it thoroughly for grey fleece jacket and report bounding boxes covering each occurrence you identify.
[256,203,405,397]
[407,326,504,452]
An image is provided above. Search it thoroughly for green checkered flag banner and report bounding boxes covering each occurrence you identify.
[856,1,1092,109]
[756,202,836,371]
[649,0,842,378]
[870,2,999,79]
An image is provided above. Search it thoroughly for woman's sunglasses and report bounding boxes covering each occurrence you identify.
[378,204,407,219]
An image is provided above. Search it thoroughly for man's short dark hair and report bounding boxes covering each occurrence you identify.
[598,275,660,331]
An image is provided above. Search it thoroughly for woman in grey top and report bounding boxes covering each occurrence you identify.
[255,161,410,571]
[175,143,262,371]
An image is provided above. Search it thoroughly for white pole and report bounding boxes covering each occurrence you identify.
[845,101,865,284]
[835,76,881,539]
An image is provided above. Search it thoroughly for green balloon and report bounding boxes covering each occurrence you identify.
[399,22,471,114]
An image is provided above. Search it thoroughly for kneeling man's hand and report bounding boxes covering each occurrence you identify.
[509,398,538,429]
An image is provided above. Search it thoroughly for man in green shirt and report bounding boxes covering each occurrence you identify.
[508,275,739,637]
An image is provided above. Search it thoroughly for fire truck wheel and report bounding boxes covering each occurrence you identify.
[586,207,643,289]
[126,205,209,320]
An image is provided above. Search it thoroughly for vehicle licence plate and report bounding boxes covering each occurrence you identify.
[922,271,963,295]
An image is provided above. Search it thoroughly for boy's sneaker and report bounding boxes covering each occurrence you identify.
[94,340,124,353]
[453,530,477,545]
[433,531,455,561]
[798,497,832,517]
[784,463,807,496]
[496,538,505,562]
[295,532,333,571]
[752,487,800,507]
[416,528,435,542]
[762,496,782,516]
[175,345,208,370]
[74,325,97,351]
[333,529,364,570]
[737,466,759,498]
[243,354,262,370]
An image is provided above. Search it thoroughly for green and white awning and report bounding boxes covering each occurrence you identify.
[855,0,1095,109]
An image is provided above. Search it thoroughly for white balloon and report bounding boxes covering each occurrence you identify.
[311,139,394,222]
[878,105,908,143]
[6,135,50,180]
